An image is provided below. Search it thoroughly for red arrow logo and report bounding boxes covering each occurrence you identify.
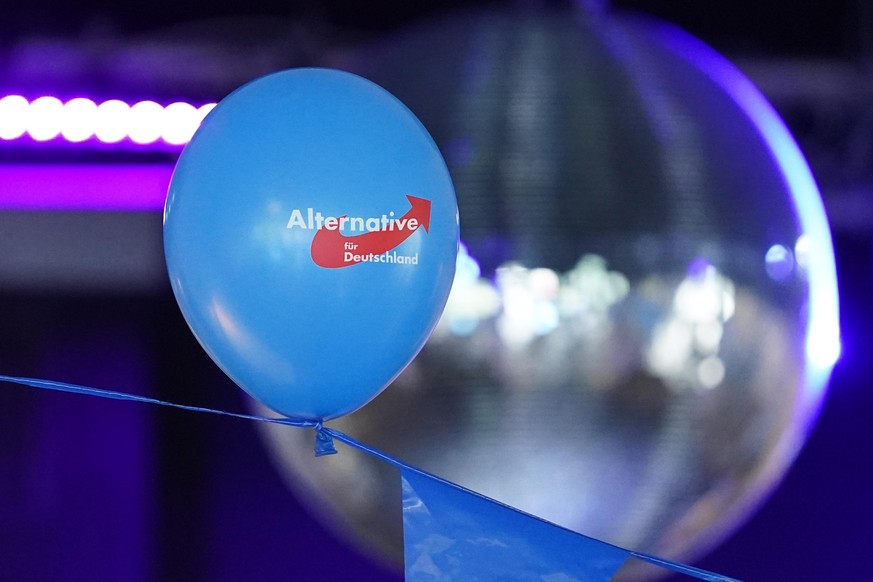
[310,195,431,268]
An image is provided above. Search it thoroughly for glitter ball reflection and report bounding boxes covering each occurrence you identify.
[255,7,838,579]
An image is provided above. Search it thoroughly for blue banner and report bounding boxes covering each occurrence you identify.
[402,467,629,580]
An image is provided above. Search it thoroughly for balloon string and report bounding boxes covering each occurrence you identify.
[319,426,537,505]
[0,374,317,429]
[0,374,741,582]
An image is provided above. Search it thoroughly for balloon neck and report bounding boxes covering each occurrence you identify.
[314,423,338,457]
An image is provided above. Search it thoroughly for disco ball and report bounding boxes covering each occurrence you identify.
[256,7,839,578]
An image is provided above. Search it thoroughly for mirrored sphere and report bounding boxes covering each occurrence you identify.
[256,8,839,578]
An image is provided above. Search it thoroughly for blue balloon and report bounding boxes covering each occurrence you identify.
[164,68,459,421]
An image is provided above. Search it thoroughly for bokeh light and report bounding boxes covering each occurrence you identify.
[94,99,132,144]
[128,100,164,144]
[60,98,98,142]
[27,96,64,141]
[0,95,215,147]
[0,95,30,140]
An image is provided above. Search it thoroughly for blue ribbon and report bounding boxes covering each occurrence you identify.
[0,374,741,581]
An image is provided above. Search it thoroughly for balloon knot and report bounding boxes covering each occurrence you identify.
[313,422,337,457]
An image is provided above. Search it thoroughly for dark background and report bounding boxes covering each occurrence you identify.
[1,1,872,580]
[0,0,865,54]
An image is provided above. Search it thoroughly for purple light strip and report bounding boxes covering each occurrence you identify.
[0,95,216,148]
[0,164,173,211]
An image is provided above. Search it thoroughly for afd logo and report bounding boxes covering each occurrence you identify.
[285,195,431,268]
